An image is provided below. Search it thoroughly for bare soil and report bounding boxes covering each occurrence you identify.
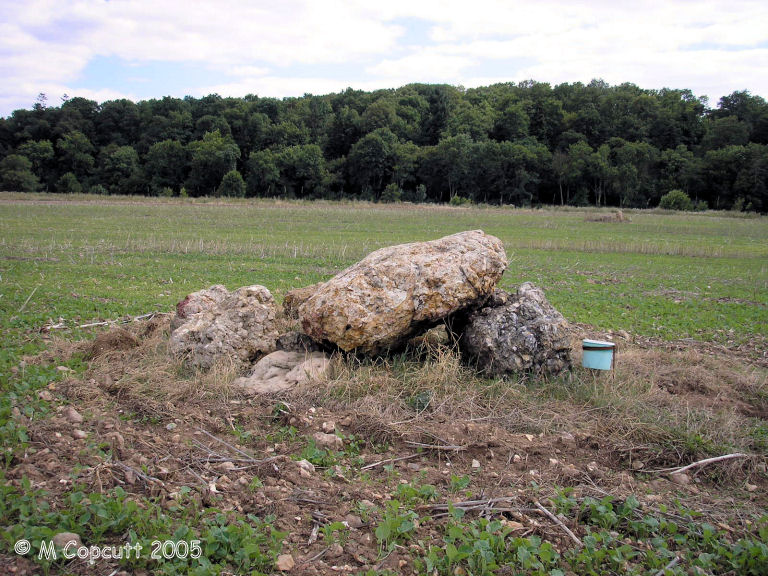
[4,318,767,575]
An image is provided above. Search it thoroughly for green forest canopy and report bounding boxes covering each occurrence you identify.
[1,80,767,211]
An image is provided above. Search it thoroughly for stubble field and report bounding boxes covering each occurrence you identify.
[1,193,767,575]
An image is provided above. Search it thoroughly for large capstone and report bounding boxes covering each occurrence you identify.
[169,285,279,369]
[457,283,571,376]
[282,282,324,319]
[298,230,507,354]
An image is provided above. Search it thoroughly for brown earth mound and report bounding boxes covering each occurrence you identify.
[85,327,139,359]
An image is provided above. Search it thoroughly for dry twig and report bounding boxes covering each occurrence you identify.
[113,461,163,485]
[360,453,420,470]
[45,312,171,330]
[78,312,169,329]
[197,427,259,461]
[404,441,467,451]
[425,497,538,517]
[653,556,679,576]
[650,453,748,475]
[534,501,582,547]
[18,285,39,314]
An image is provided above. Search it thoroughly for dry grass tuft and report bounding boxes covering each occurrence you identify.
[585,209,630,223]
[46,317,767,480]
[346,413,400,445]
[61,318,244,421]
[620,345,767,416]
[558,342,768,470]
[301,342,508,424]
[286,334,768,473]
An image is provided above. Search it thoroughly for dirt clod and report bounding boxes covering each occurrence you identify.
[313,431,343,450]
[52,532,82,549]
[322,421,336,433]
[63,406,83,424]
[669,473,691,485]
[276,554,295,571]
[86,327,139,358]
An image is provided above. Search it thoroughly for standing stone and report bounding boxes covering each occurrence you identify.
[298,230,507,354]
[169,285,278,369]
[171,285,229,331]
[457,283,571,376]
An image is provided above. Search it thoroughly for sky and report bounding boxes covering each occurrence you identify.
[2,0,768,117]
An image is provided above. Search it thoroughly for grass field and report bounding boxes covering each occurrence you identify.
[2,193,766,345]
[1,193,767,575]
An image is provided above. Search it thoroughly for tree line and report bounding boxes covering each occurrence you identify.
[1,81,767,211]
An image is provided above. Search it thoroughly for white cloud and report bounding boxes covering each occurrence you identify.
[201,75,402,100]
[201,76,350,100]
[228,66,272,78]
[1,0,767,115]
[0,0,406,112]
[367,49,476,80]
[360,0,768,101]
[75,0,403,65]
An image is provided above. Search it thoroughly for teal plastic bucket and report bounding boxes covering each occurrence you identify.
[582,339,616,370]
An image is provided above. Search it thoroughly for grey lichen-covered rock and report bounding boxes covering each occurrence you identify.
[171,284,229,331]
[298,230,507,355]
[169,285,279,370]
[457,283,571,376]
[234,350,332,394]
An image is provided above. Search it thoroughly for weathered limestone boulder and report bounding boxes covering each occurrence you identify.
[282,282,324,319]
[298,230,507,354]
[169,285,278,369]
[171,284,229,331]
[234,350,332,394]
[457,283,571,376]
